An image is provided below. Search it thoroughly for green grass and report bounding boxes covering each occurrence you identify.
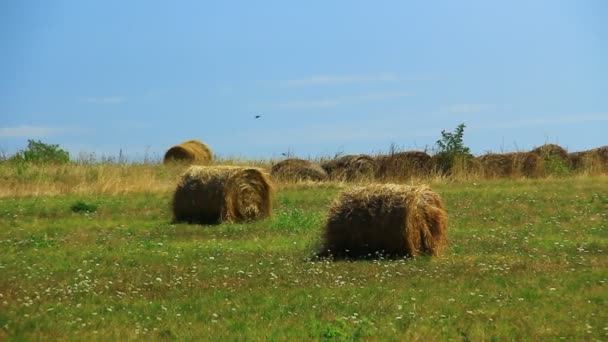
[0,178,607,340]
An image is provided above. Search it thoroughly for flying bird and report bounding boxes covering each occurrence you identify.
[254,115,261,119]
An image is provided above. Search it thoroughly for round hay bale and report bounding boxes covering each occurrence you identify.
[568,151,587,170]
[531,144,569,162]
[172,165,273,224]
[271,158,328,182]
[430,152,475,176]
[375,151,432,180]
[319,184,448,259]
[164,140,213,164]
[570,146,608,172]
[596,146,608,161]
[477,153,513,178]
[321,154,376,181]
[594,146,608,171]
[510,152,543,178]
[475,152,541,178]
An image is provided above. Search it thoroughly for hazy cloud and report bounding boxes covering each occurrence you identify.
[81,96,125,104]
[282,73,398,87]
[272,90,414,109]
[444,104,494,113]
[0,125,79,139]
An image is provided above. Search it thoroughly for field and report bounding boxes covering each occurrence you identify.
[0,163,607,340]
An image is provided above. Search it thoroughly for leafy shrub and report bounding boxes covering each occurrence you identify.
[434,123,472,173]
[12,140,70,164]
[543,155,571,176]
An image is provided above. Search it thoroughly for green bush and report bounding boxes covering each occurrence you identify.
[434,123,472,173]
[543,155,571,177]
[12,140,70,164]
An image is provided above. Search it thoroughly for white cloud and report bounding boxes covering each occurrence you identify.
[0,125,78,139]
[271,90,414,109]
[81,96,125,104]
[444,104,494,113]
[282,73,398,87]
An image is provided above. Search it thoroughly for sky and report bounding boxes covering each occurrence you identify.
[1,0,607,161]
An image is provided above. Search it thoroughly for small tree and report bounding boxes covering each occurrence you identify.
[14,140,70,164]
[436,123,470,155]
[434,123,471,173]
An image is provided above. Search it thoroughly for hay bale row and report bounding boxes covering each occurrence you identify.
[172,165,273,224]
[164,140,213,164]
[272,152,435,182]
[319,184,448,259]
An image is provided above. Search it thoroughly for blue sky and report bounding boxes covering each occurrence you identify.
[1,0,606,160]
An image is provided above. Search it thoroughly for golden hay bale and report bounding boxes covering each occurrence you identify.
[375,151,432,180]
[164,140,213,164]
[172,165,273,224]
[321,154,376,181]
[271,158,328,181]
[319,184,448,259]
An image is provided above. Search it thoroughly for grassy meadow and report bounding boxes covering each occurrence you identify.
[0,162,606,340]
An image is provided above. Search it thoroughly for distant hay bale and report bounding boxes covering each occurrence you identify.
[164,140,213,164]
[570,146,608,172]
[319,184,448,259]
[568,151,587,170]
[597,146,608,161]
[321,154,376,181]
[271,158,328,182]
[595,146,608,171]
[477,153,513,178]
[531,144,569,163]
[375,151,432,180]
[477,152,542,178]
[172,165,273,224]
[511,152,543,178]
[430,152,475,176]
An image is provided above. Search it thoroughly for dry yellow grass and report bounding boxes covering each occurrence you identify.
[0,163,187,197]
